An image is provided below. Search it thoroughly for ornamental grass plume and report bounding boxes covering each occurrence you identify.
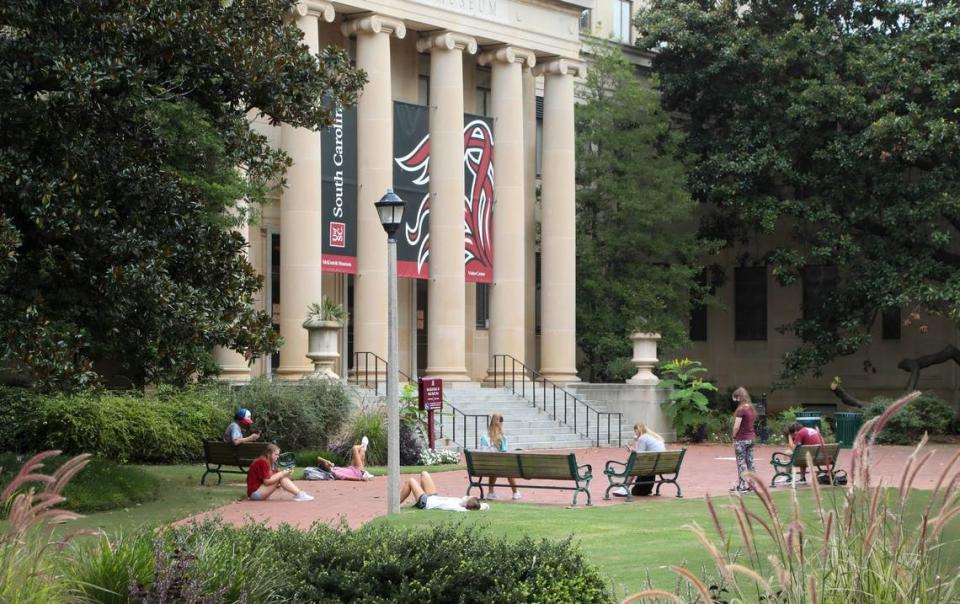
[623,391,960,604]
[0,450,92,603]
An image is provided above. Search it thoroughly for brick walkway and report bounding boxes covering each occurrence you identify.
[189,443,959,529]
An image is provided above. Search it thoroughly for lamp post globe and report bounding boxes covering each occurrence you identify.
[375,188,405,239]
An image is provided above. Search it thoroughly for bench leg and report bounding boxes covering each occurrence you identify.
[201,464,224,486]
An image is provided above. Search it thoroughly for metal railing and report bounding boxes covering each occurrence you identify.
[350,351,489,450]
[491,354,622,447]
[436,408,489,450]
[349,351,414,392]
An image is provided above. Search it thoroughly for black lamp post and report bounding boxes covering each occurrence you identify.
[376,188,404,514]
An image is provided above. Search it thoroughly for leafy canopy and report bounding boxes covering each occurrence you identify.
[637,0,960,385]
[0,0,365,390]
[575,40,710,382]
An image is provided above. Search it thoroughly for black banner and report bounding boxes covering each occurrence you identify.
[393,102,431,279]
[321,105,358,273]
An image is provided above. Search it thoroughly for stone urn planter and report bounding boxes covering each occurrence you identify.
[626,332,661,385]
[303,299,347,379]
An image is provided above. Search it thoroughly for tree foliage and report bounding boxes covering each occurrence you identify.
[637,0,960,386]
[0,0,365,390]
[575,40,708,382]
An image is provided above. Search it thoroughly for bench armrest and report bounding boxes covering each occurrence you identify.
[577,463,593,480]
[603,460,628,476]
[770,452,793,465]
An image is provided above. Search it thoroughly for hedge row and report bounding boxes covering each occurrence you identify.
[70,520,613,603]
[0,378,353,463]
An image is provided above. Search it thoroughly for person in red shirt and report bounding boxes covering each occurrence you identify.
[784,422,826,483]
[247,444,314,502]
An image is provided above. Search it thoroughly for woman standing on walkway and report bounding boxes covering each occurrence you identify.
[479,413,521,500]
[730,386,757,493]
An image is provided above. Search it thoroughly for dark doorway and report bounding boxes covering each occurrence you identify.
[416,279,428,377]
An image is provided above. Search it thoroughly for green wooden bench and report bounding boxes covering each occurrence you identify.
[201,440,270,485]
[464,450,593,506]
[602,449,687,501]
[770,443,841,487]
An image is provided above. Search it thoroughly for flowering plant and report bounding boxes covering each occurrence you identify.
[419,448,460,466]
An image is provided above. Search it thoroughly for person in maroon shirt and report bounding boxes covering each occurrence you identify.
[730,386,757,493]
[247,444,314,501]
[783,422,826,482]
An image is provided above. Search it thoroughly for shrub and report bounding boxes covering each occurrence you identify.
[864,394,956,445]
[300,523,611,603]
[338,405,387,465]
[36,386,230,463]
[67,533,155,604]
[658,359,717,439]
[627,391,960,603]
[419,448,460,465]
[237,378,352,451]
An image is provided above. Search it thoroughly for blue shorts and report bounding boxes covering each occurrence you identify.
[415,494,429,509]
[249,489,267,501]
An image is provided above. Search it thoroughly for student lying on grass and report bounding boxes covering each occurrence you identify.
[400,470,489,512]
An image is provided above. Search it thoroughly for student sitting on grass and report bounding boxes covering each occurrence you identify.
[247,444,314,501]
[316,437,374,481]
[400,470,489,512]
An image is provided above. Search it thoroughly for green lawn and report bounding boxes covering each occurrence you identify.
[64,462,464,537]
[370,488,960,602]
[57,464,960,602]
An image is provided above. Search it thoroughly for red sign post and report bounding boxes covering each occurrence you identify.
[418,377,443,449]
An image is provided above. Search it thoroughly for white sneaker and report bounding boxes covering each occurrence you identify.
[512,492,522,501]
[293,492,314,502]
[612,486,629,497]
[360,436,369,451]
[485,491,498,500]
[362,470,374,480]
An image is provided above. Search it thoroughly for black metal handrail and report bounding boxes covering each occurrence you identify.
[436,408,489,450]
[351,351,487,450]
[491,354,622,447]
[350,351,414,392]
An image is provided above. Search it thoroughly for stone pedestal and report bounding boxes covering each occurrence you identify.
[567,383,675,442]
[626,332,661,386]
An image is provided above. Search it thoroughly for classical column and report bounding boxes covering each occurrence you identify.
[522,65,538,369]
[342,15,406,373]
[416,32,477,382]
[214,207,252,382]
[536,57,584,383]
[277,1,334,379]
[478,46,535,380]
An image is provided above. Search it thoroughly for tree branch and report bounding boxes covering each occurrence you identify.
[897,344,960,391]
[829,381,865,408]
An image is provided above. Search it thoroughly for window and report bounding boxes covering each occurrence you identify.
[475,283,490,329]
[802,265,838,321]
[579,9,592,33]
[270,233,281,374]
[882,307,901,340]
[612,0,633,44]
[535,96,543,177]
[475,86,491,117]
[735,266,767,341]
[535,252,542,334]
[417,75,430,106]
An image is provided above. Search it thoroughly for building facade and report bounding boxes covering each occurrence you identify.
[215,0,589,383]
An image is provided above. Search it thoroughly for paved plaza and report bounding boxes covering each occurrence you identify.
[191,443,959,529]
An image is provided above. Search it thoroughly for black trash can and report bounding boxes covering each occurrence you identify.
[835,412,864,449]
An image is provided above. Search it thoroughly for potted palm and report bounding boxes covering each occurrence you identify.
[303,297,348,378]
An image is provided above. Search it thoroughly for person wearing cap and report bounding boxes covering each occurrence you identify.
[224,407,261,445]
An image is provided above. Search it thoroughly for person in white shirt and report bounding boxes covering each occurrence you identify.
[399,471,489,512]
[612,422,667,497]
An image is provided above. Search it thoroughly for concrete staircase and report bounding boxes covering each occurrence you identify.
[439,384,596,450]
[344,380,633,450]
